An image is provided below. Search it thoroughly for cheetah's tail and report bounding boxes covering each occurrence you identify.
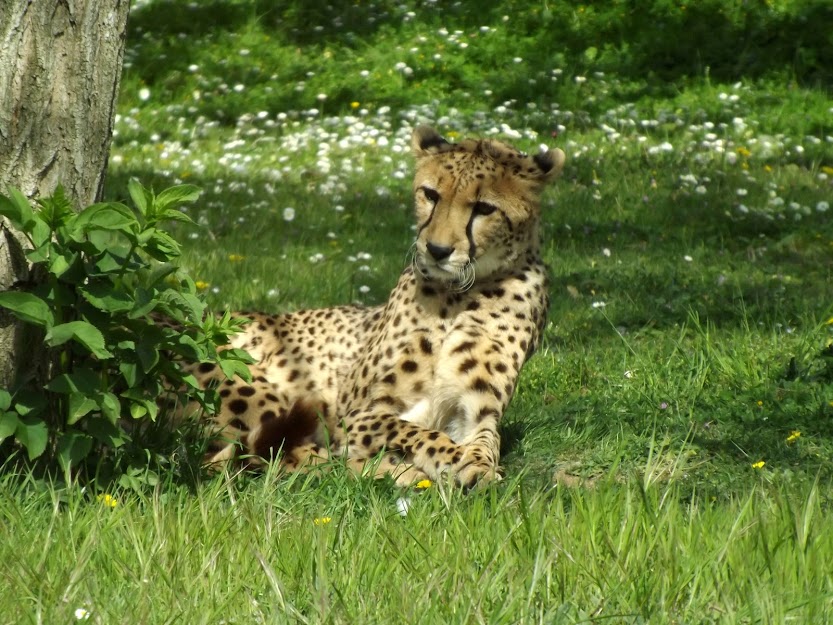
[249,395,331,462]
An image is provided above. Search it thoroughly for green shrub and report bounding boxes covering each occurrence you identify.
[0,182,252,483]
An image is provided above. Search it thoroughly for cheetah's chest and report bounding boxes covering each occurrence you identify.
[339,265,548,431]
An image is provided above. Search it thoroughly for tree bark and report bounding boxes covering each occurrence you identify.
[0,0,130,389]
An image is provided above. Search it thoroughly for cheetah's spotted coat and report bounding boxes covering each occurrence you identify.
[192,126,565,487]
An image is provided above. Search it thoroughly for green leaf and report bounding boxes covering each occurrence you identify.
[36,185,75,229]
[0,389,10,411]
[31,219,52,248]
[99,392,121,423]
[219,359,253,382]
[67,392,99,425]
[153,185,201,213]
[12,389,47,417]
[128,287,157,319]
[0,411,19,442]
[47,249,78,278]
[0,192,27,228]
[170,333,203,361]
[119,361,140,386]
[72,202,136,234]
[221,347,256,365]
[86,416,127,448]
[80,282,133,313]
[143,230,181,262]
[46,321,112,359]
[57,431,93,470]
[0,291,54,328]
[94,247,133,274]
[46,368,100,394]
[15,417,49,460]
[158,208,196,225]
[129,402,147,419]
[128,178,150,216]
[136,342,160,371]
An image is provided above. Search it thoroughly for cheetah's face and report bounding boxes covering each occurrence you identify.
[410,126,565,288]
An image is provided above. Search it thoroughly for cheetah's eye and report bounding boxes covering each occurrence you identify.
[472,201,498,216]
[420,187,439,204]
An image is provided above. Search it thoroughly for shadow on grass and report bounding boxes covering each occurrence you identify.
[126,0,833,118]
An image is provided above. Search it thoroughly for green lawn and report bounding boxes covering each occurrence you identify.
[3,0,833,622]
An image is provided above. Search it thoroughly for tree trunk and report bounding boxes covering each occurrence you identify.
[0,0,130,389]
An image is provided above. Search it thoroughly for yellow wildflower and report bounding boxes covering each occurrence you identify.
[821,165,833,176]
[97,494,118,508]
[786,430,801,443]
[415,479,432,489]
[228,254,245,262]
[350,101,360,109]
[763,165,772,173]
[313,517,332,526]
[825,316,833,325]
[195,280,210,290]
[751,461,765,469]
[756,400,763,407]
[736,146,751,157]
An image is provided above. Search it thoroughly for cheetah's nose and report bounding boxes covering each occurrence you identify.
[426,242,453,261]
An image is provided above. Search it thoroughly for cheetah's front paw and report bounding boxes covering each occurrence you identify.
[454,451,502,489]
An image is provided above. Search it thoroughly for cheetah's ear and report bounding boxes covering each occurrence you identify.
[412,125,450,156]
[531,148,566,183]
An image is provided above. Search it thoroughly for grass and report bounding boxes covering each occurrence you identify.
[3,469,833,623]
[3,0,833,622]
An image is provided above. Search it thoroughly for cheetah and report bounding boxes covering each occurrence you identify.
[191,125,566,487]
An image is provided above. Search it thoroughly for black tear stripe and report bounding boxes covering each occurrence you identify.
[417,207,436,237]
[501,210,514,233]
[466,213,477,259]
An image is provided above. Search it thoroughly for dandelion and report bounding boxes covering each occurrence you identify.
[825,316,833,325]
[228,254,245,262]
[74,608,91,621]
[736,146,751,157]
[757,400,763,407]
[282,207,296,222]
[195,280,210,291]
[313,517,332,526]
[751,460,765,469]
[415,479,432,489]
[786,430,801,443]
[97,494,118,508]
[350,101,360,109]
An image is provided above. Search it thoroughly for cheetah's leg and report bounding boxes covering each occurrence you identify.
[343,409,499,488]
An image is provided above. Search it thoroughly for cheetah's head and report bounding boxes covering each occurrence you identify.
[410,125,565,289]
